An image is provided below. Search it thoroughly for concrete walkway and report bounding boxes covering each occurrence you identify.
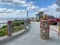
[50,25,58,32]
[2,22,60,45]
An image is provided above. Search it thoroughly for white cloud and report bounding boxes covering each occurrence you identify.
[0,8,15,13]
[0,0,27,7]
[0,0,39,10]
[39,4,59,12]
[38,3,60,17]
[31,5,39,10]
[27,5,39,11]
[48,3,59,9]
[0,8,26,13]
[0,8,27,18]
[0,0,39,18]
[39,8,47,12]
[0,0,35,8]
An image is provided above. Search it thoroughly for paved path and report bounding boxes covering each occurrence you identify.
[2,22,60,45]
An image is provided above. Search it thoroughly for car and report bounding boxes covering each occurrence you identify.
[56,18,60,22]
[40,15,57,25]
[48,16,57,25]
[48,19,57,25]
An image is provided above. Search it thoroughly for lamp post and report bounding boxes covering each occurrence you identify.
[26,2,38,19]
[27,11,28,18]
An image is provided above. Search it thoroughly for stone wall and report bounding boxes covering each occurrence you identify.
[40,20,50,40]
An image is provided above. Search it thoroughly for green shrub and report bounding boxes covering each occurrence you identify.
[12,20,24,27]
[0,20,24,36]
[15,22,20,26]
[12,26,23,33]
[12,22,20,27]
[20,21,24,24]
[0,30,7,36]
[2,25,8,29]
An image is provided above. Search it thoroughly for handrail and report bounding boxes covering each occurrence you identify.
[0,18,31,36]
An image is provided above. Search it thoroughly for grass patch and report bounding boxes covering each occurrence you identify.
[0,20,24,36]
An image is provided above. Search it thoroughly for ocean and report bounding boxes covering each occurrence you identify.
[0,20,10,27]
[0,18,28,27]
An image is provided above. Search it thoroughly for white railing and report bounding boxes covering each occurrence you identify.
[0,18,31,36]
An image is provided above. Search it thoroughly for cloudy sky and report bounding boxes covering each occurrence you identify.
[0,0,59,18]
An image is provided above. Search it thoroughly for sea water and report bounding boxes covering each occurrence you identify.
[0,18,27,27]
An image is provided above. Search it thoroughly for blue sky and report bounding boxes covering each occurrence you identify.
[0,0,56,9]
[0,0,58,18]
[26,0,56,8]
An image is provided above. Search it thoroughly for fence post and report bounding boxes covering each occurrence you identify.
[7,21,12,36]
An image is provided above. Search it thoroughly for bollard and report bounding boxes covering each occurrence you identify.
[40,20,50,39]
[7,21,12,36]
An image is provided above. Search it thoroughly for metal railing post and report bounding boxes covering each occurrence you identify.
[24,19,31,30]
[7,21,12,36]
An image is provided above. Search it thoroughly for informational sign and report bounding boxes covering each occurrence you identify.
[56,8,60,12]
[56,0,60,6]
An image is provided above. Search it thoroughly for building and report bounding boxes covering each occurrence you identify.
[36,11,44,21]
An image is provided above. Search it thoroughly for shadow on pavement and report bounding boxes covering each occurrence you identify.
[48,37,60,44]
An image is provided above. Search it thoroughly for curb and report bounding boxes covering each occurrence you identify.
[0,29,29,44]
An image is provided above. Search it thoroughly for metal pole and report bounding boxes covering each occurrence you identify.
[7,21,12,36]
[59,12,60,18]
[27,11,28,18]
[56,12,57,18]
